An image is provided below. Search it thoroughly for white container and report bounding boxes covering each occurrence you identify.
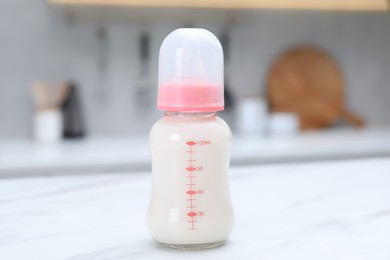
[34,109,63,143]
[236,96,268,135]
[148,28,234,249]
[268,112,300,136]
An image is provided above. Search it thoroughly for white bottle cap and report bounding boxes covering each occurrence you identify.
[157,28,224,112]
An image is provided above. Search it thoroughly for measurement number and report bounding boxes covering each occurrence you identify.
[198,140,211,145]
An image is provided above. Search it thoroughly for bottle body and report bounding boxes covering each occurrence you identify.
[148,112,234,248]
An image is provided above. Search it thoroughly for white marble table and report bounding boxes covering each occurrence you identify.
[1,158,390,259]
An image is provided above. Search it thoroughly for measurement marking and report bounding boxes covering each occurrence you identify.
[186,206,197,208]
[187,220,198,223]
[187,212,198,217]
[189,142,193,229]
[186,141,197,230]
[185,160,197,162]
[186,176,196,178]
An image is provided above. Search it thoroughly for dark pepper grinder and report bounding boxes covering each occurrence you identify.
[61,82,86,138]
[220,31,235,111]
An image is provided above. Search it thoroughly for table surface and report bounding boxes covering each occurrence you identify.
[1,158,390,260]
[1,127,390,177]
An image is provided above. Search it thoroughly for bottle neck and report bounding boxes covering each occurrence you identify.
[165,111,216,118]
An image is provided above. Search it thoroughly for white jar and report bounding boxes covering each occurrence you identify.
[33,109,63,143]
[236,96,268,135]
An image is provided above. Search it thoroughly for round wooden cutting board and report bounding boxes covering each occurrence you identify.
[266,46,364,130]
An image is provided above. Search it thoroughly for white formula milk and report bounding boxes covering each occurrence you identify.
[148,113,234,247]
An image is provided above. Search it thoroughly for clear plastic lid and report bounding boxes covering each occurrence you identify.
[157,28,224,112]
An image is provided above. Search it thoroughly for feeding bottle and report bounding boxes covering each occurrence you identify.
[147,28,234,249]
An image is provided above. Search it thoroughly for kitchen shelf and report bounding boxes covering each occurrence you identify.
[48,0,389,11]
[1,127,390,177]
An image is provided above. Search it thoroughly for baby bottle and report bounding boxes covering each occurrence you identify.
[148,28,234,249]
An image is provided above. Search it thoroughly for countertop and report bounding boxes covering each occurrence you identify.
[1,158,389,259]
[1,127,390,177]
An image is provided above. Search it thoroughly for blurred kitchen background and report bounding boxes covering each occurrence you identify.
[1,0,390,176]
